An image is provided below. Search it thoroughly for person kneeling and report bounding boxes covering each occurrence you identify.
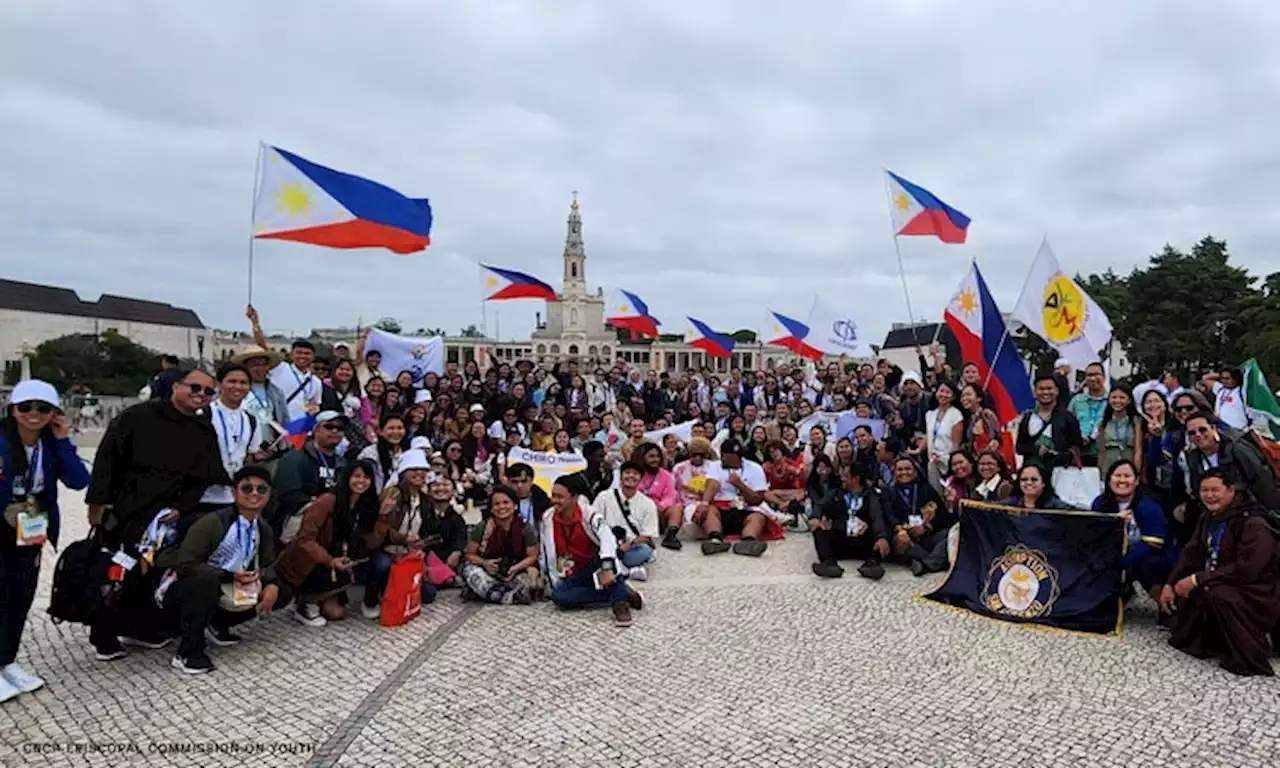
[594,461,660,581]
[883,457,953,576]
[458,486,541,604]
[811,463,890,580]
[156,467,291,674]
[542,476,642,627]
[276,459,380,627]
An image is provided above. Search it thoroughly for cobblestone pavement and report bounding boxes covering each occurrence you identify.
[2,439,1277,767]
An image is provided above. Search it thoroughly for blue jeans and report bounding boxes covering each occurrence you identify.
[551,557,630,608]
[620,543,653,569]
[361,551,438,608]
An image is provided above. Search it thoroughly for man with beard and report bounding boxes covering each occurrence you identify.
[86,369,230,660]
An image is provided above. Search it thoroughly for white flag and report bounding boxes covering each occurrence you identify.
[364,328,445,384]
[804,297,874,358]
[1012,239,1112,370]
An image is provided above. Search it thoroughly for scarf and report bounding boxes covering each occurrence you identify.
[480,516,527,562]
[209,515,258,572]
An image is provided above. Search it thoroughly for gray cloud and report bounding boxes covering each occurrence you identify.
[2,0,1277,344]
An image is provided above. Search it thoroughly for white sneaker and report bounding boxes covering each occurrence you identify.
[293,603,327,628]
[1,663,44,694]
[361,602,380,620]
[0,675,21,704]
[628,566,649,582]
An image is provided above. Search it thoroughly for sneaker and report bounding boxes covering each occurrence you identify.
[910,560,927,578]
[612,602,633,628]
[732,540,767,557]
[0,675,20,704]
[120,634,171,650]
[93,638,128,662]
[205,626,242,648]
[661,528,683,551]
[1,663,44,694]
[625,585,644,611]
[170,654,215,675]
[361,602,381,621]
[812,562,844,579]
[293,603,327,628]
[857,559,886,581]
[701,539,731,556]
[627,566,649,582]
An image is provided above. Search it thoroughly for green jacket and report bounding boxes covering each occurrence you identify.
[156,506,280,585]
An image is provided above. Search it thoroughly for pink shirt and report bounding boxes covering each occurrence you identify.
[672,460,710,504]
[638,468,678,509]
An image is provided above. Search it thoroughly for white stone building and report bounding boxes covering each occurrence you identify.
[0,279,209,368]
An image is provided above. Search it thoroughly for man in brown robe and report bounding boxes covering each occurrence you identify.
[1161,466,1280,676]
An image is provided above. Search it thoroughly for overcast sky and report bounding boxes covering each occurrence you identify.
[2,1,1277,344]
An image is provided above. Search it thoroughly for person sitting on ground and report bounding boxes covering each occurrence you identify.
[594,461,660,581]
[632,442,679,541]
[420,473,469,585]
[276,459,379,627]
[156,466,291,674]
[1091,459,1176,614]
[665,436,716,550]
[693,439,774,558]
[883,456,954,576]
[1001,461,1078,511]
[542,475,643,627]
[1161,467,1280,677]
[504,462,552,527]
[810,463,890,580]
[358,449,439,620]
[972,449,1015,501]
[763,439,807,524]
[806,453,837,512]
[458,486,541,605]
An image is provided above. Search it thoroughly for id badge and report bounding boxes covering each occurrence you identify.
[16,504,48,547]
[233,578,261,608]
[908,514,924,528]
[319,466,336,488]
[846,516,868,538]
[556,556,573,576]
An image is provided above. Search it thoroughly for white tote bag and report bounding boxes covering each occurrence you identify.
[1051,467,1102,508]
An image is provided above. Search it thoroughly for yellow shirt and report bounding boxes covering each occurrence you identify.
[531,432,554,452]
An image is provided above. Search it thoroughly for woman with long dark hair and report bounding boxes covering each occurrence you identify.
[0,381,90,700]
[355,413,406,494]
[1098,385,1144,477]
[277,460,380,626]
[973,450,1014,501]
[958,383,1001,456]
[1091,459,1176,607]
[806,453,837,510]
[459,486,540,604]
[1140,389,1177,514]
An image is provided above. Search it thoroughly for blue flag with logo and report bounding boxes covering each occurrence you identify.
[924,501,1126,635]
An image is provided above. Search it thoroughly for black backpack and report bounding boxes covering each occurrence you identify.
[47,532,117,625]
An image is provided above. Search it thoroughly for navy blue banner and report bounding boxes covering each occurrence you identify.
[924,501,1126,635]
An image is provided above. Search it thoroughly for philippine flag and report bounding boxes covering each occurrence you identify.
[943,263,1034,427]
[763,311,823,361]
[887,171,971,244]
[684,317,735,359]
[481,265,558,302]
[605,289,661,339]
[253,146,432,254]
[280,413,317,450]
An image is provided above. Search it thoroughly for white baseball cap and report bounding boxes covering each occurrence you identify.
[11,380,60,408]
[414,389,432,405]
[901,371,922,386]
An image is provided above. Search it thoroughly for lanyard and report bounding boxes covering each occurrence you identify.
[845,492,863,513]
[238,518,255,569]
[1207,520,1228,571]
[931,408,947,444]
[215,406,248,459]
[291,366,312,390]
[249,383,271,409]
[317,450,334,473]
[17,442,40,497]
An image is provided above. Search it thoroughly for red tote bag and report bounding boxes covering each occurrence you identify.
[380,552,426,628]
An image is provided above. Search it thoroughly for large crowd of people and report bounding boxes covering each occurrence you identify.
[1,311,1278,700]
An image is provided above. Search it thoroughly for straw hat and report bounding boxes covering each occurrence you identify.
[231,345,283,367]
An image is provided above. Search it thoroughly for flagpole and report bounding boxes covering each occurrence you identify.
[982,235,1044,391]
[247,142,264,307]
[883,170,920,346]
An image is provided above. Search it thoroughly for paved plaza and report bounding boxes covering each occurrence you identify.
[2,441,1278,767]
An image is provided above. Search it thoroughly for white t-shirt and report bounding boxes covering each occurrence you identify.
[925,406,964,462]
[706,459,768,503]
[593,488,660,542]
[269,362,323,423]
[201,400,253,504]
[1213,382,1248,430]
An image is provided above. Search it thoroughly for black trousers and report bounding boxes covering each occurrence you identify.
[162,570,293,657]
[0,546,41,666]
[812,526,876,564]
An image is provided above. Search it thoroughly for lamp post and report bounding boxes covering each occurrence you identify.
[196,334,206,366]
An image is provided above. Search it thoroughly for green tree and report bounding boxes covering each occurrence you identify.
[373,317,402,334]
[30,330,159,396]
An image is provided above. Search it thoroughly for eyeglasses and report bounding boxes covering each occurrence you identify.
[186,383,216,397]
[1174,405,1197,413]
[16,402,55,415]
[1189,426,1213,435]
[237,482,270,496]
[319,422,344,431]
[1019,476,1043,484]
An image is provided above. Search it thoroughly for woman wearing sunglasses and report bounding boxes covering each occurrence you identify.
[0,380,90,701]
